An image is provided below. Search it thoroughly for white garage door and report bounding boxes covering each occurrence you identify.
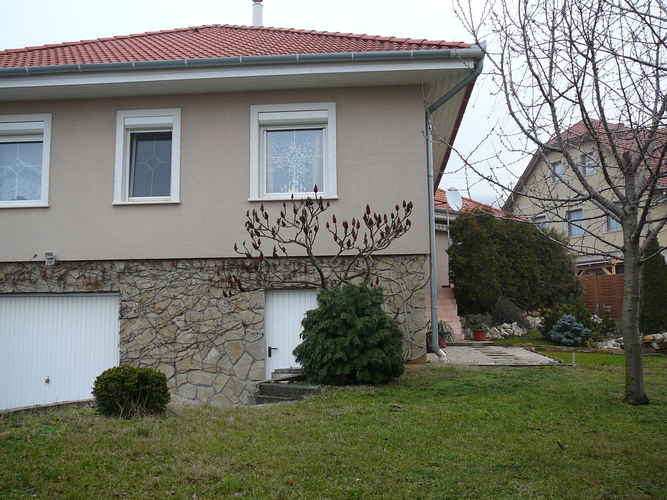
[0,294,120,411]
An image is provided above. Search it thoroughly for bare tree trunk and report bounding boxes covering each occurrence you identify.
[622,236,649,405]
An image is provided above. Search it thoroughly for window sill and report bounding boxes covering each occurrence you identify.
[112,199,180,206]
[249,193,338,202]
[0,201,49,208]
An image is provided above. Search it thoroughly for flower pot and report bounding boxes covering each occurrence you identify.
[438,338,447,348]
[472,329,487,341]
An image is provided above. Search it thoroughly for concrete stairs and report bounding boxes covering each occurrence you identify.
[253,372,321,405]
[434,286,463,340]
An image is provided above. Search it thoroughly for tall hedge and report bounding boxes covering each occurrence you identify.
[640,238,667,335]
[448,210,580,314]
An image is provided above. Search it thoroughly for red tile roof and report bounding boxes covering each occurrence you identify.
[435,188,507,217]
[0,24,470,69]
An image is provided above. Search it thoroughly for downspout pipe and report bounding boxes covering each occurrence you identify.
[427,48,484,361]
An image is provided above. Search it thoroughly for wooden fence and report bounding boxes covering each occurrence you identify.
[579,273,624,321]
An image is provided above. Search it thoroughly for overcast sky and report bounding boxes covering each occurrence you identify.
[1,0,519,206]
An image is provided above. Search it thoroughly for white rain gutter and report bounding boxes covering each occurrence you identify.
[426,44,485,361]
[0,48,487,78]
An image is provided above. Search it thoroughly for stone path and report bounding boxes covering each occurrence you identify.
[427,344,561,366]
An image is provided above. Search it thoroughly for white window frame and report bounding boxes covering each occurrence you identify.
[606,205,622,233]
[113,108,181,205]
[249,102,337,200]
[532,214,548,228]
[549,160,563,184]
[0,114,51,208]
[567,208,585,237]
[581,152,597,176]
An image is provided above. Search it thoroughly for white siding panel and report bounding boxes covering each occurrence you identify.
[0,294,120,411]
[265,289,318,377]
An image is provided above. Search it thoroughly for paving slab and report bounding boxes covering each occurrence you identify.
[427,345,562,366]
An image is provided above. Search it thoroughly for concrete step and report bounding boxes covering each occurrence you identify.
[257,382,321,400]
[252,378,322,405]
[253,394,293,405]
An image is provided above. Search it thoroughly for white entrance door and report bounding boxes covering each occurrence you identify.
[0,294,120,411]
[264,289,318,378]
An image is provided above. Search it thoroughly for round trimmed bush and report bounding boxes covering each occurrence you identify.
[549,314,591,347]
[293,284,405,385]
[92,365,170,418]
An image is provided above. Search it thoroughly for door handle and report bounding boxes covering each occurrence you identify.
[268,346,277,358]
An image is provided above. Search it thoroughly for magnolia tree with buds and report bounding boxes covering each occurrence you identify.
[221,186,422,373]
[225,186,414,293]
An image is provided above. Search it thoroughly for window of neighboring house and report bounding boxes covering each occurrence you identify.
[114,109,181,204]
[550,160,563,184]
[0,114,51,208]
[567,208,585,237]
[250,103,337,200]
[581,152,597,176]
[533,214,548,228]
[607,213,622,232]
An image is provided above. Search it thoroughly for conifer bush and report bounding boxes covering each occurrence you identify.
[539,298,594,341]
[293,284,405,385]
[549,314,591,347]
[639,238,667,335]
[92,365,170,418]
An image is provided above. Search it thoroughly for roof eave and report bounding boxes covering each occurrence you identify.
[0,49,485,102]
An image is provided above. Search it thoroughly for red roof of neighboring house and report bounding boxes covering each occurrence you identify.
[435,188,506,217]
[0,24,469,68]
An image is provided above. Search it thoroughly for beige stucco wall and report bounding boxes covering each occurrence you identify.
[0,86,429,262]
[435,228,450,286]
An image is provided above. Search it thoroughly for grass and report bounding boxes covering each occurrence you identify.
[2,356,667,499]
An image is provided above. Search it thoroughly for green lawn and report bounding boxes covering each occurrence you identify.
[2,356,667,499]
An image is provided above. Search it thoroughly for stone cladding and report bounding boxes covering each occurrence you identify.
[1,255,426,406]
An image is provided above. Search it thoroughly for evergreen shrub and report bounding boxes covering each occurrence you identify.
[539,297,594,341]
[293,284,405,385]
[549,314,591,346]
[92,365,170,419]
[640,238,667,335]
[490,297,531,329]
[589,314,621,344]
[448,210,580,315]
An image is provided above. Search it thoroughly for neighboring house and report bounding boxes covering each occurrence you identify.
[0,23,483,410]
[503,121,667,319]
[429,188,506,339]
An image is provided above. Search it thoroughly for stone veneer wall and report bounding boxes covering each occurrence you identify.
[0,255,426,406]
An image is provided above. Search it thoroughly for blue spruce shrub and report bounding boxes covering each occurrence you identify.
[549,314,591,347]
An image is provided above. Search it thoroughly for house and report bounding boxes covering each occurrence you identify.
[430,188,507,339]
[0,21,483,410]
[503,121,667,319]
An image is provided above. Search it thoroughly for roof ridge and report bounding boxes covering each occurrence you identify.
[1,25,222,54]
[1,23,463,55]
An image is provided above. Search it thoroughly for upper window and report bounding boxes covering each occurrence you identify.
[567,208,585,237]
[114,109,181,204]
[606,215,621,232]
[532,214,548,228]
[0,114,51,208]
[549,160,563,184]
[581,152,597,176]
[250,103,337,200]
